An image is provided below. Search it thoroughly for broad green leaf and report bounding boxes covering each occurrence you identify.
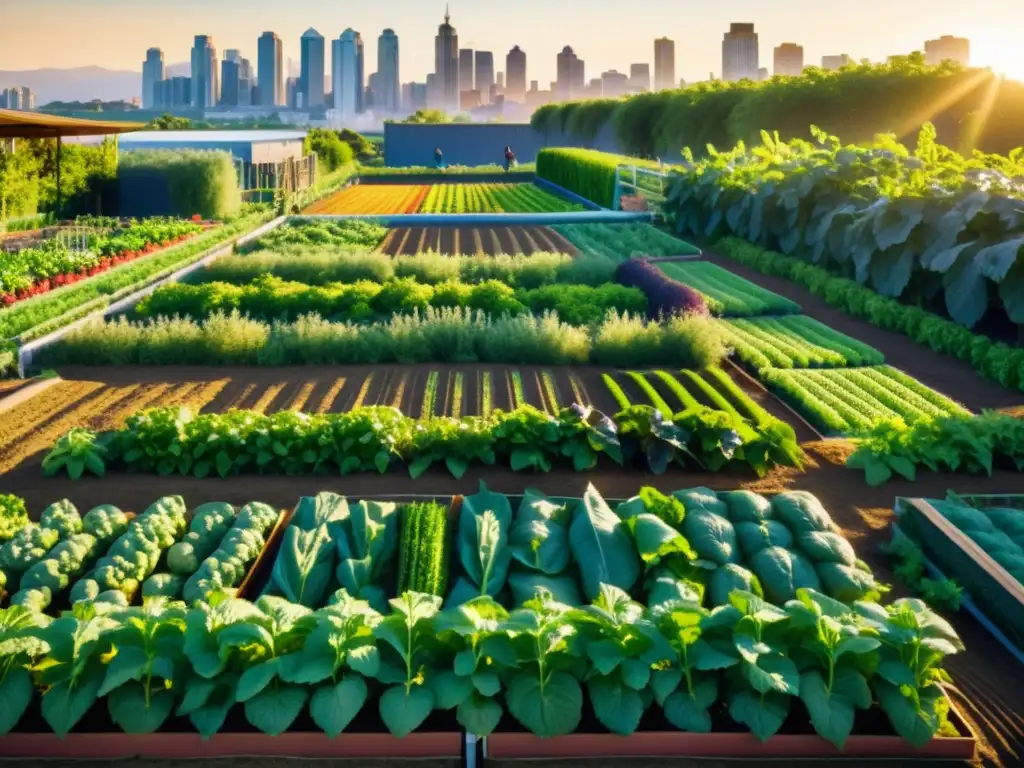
[799,670,854,749]
[41,673,104,738]
[380,684,435,738]
[588,673,644,735]
[976,237,1024,282]
[236,659,281,702]
[458,692,503,736]
[690,638,739,670]
[744,654,799,695]
[310,676,367,738]
[508,491,571,575]
[621,657,651,690]
[244,683,308,735]
[943,247,988,328]
[873,679,943,749]
[472,670,501,696]
[587,638,627,675]
[663,676,717,733]
[0,666,34,734]
[728,689,790,742]
[630,513,697,563]
[176,677,217,717]
[430,670,474,709]
[108,686,176,734]
[569,484,641,601]
[505,670,582,738]
[97,645,150,697]
[650,668,683,706]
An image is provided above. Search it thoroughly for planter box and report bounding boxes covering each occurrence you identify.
[0,731,463,759]
[895,497,1024,664]
[480,698,976,761]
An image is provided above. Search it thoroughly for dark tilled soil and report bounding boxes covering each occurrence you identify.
[701,250,1024,414]
[378,226,579,256]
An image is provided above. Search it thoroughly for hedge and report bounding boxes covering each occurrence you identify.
[118,149,241,220]
[535,148,620,208]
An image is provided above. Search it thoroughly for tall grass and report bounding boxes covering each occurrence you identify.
[193,249,618,289]
[41,307,722,368]
[118,149,241,220]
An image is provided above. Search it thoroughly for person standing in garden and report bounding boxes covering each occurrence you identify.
[504,145,516,172]
[434,147,445,169]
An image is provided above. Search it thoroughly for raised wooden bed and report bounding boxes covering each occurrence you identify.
[480,697,976,761]
[895,496,1024,664]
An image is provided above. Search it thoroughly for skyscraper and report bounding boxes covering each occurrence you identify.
[821,54,852,70]
[238,57,254,106]
[333,28,365,117]
[475,51,494,104]
[556,46,584,101]
[20,87,35,110]
[190,36,218,109]
[602,70,629,98]
[258,32,284,106]
[434,7,459,111]
[459,49,475,94]
[629,63,651,92]
[377,29,400,113]
[654,38,675,91]
[506,46,527,103]
[774,43,804,76]
[925,35,970,66]
[300,29,326,108]
[142,48,165,109]
[722,23,759,81]
[220,51,241,106]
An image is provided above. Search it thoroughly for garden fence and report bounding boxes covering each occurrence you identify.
[614,163,670,218]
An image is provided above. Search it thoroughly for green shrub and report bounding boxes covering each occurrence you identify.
[536,148,620,207]
[118,149,241,220]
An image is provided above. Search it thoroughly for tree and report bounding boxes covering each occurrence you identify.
[146,114,193,131]
[304,128,354,171]
[403,109,451,124]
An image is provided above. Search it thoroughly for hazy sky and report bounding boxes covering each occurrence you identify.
[3,0,1023,85]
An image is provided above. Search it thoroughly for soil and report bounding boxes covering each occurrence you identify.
[700,250,1024,414]
[378,226,579,256]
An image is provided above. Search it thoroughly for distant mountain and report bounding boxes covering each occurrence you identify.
[0,67,142,103]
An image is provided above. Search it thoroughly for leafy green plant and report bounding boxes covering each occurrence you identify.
[447,483,513,606]
[40,427,107,479]
[0,494,28,543]
[397,501,450,597]
[0,605,51,734]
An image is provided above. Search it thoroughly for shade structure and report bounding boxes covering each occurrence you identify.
[0,108,144,139]
[0,109,145,212]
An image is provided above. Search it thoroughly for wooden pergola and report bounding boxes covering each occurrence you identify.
[0,109,145,212]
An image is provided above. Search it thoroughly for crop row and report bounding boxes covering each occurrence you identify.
[551,222,701,261]
[0,485,961,748]
[304,183,582,216]
[38,308,724,369]
[657,261,801,317]
[721,315,885,371]
[134,275,647,326]
[41,391,804,480]
[303,184,428,215]
[1,219,205,302]
[762,366,970,435]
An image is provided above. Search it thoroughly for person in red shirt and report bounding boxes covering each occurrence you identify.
[503,145,516,172]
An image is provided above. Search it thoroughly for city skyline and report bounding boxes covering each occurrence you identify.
[2,0,1022,86]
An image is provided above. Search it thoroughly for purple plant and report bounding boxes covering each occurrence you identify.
[614,259,709,317]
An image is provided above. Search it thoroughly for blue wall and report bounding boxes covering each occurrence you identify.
[384,121,634,167]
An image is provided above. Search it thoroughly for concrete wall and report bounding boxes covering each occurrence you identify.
[384,121,631,167]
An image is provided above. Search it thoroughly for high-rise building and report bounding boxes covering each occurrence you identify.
[925,35,970,66]
[287,77,301,108]
[475,51,494,104]
[435,8,459,111]
[142,48,165,109]
[556,46,584,100]
[155,76,192,110]
[238,56,254,106]
[496,71,504,90]
[506,46,527,103]
[773,43,804,76]
[300,28,326,108]
[602,70,629,98]
[220,52,241,106]
[20,87,35,110]
[629,63,651,92]
[459,48,474,94]
[332,28,365,117]
[404,81,428,111]
[190,35,218,109]
[258,32,284,106]
[722,23,759,81]
[821,54,852,70]
[377,29,400,113]
[1,88,21,110]
[654,38,675,91]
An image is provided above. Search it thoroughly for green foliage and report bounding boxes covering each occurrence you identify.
[717,236,1024,392]
[553,221,700,260]
[118,149,241,220]
[397,502,450,597]
[846,411,1024,485]
[303,128,355,172]
[145,114,193,131]
[535,148,621,208]
[541,59,1023,159]
[0,138,117,220]
[666,125,1024,329]
[44,307,724,368]
[722,315,884,371]
[657,261,801,317]
[418,183,584,214]
[243,219,388,252]
[0,494,28,543]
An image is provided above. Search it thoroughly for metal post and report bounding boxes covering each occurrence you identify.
[55,134,63,217]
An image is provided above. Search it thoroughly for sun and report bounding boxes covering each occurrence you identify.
[969,39,1024,83]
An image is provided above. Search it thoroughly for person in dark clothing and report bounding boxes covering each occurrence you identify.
[434,147,445,169]
[503,145,516,172]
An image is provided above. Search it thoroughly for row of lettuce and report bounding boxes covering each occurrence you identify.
[0,484,961,748]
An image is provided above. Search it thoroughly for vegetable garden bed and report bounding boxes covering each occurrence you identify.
[656,261,801,317]
[892,495,1024,664]
[303,184,584,216]
[720,316,885,372]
